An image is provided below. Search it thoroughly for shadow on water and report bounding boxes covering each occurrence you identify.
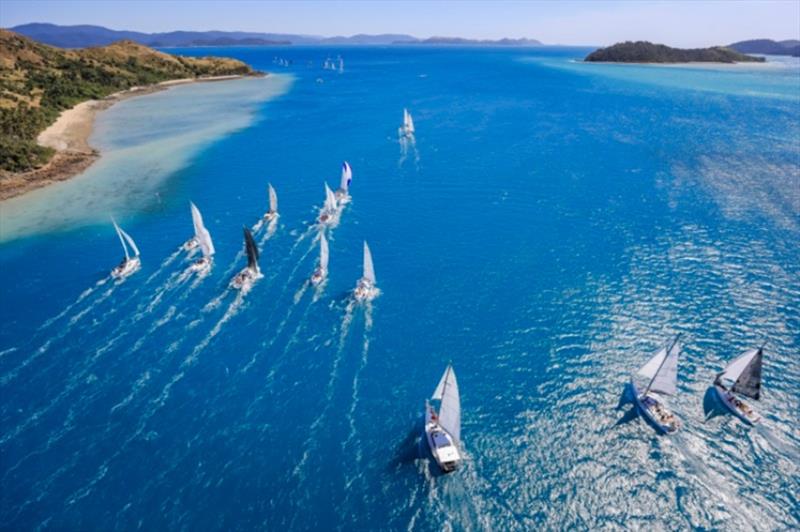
[614,382,639,427]
[703,386,728,421]
[389,417,451,478]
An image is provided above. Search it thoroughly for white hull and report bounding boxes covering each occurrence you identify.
[424,404,461,473]
[714,384,761,425]
[111,256,141,279]
[183,238,199,251]
[231,267,261,293]
[334,190,350,204]
[189,256,212,276]
[631,379,680,434]
[354,278,378,302]
[310,267,327,286]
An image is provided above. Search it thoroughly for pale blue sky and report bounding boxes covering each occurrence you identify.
[2,0,799,47]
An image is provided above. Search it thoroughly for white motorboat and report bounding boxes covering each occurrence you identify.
[187,202,215,275]
[425,364,462,473]
[713,346,764,425]
[231,227,261,293]
[353,241,378,302]
[310,232,329,286]
[630,335,682,434]
[335,161,352,204]
[110,220,141,279]
[317,183,339,225]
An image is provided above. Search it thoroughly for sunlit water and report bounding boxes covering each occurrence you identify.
[0,47,798,530]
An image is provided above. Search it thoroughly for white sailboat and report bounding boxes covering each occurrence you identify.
[188,202,215,275]
[425,364,462,473]
[230,227,261,292]
[338,56,344,73]
[630,335,682,434]
[335,161,352,203]
[317,182,339,225]
[262,183,279,223]
[401,108,415,138]
[353,241,378,302]
[111,220,141,279]
[310,232,329,286]
[714,346,764,425]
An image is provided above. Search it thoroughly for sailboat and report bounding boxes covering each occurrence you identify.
[400,108,415,138]
[230,227,261,292]
[262,183,279,223]
[310,232,329,286]
[425,364,462,473]
[110,220,141,279]
[187,202,215,275]
[353,241,378,302]
[335,161,352,203]
[630,335,682,434]
[317,182,339,225]
[338,56,344,73]
[713,346,764,425]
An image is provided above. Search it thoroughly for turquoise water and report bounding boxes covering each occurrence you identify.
[0,46,798,530]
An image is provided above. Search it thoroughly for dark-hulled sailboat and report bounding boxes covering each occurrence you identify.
[230,227,261,293]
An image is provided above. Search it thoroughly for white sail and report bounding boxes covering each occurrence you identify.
[432,365,460,443]
[340,161,352,192]
[338,57,344,72]
[112,220,129,260]
[324,183,337,211]
[362,241,376,284]
[190,202,214,257]
[119,227,140,257]
[404,109,415,133]
[268,184,278,213]
[720,348,763,400]
[320,233,329,270]
[637,341,680,396]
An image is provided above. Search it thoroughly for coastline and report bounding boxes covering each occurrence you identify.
[0,74,261,201]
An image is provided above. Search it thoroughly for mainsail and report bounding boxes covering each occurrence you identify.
[362,241,376,284]
[404,109,415,134]
[432,365,461,443]
[324,183,337,211]
[119,226,139,257]
[719,348,763,400]
[268,184,278,213]
[637,337,681,396]
[191,203,214,258]
[243,227,259,272]
[340,162,352,192]
[319,233,329,270]
[113,220,129,260]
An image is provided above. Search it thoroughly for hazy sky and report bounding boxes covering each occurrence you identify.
[2,0,799,47]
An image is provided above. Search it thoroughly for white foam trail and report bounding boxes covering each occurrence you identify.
[144,248,182,285]
[38,277,109,331]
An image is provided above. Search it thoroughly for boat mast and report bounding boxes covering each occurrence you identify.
[643,334,681,397]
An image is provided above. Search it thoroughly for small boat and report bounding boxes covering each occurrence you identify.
[310,232,329,286]
[317,183,338,225]
[111,220,141,279]
[425,364,462,473]
[335,161,352,203]
[713,345,764,425]
[188,202,215,275]
[630,335,682,434]
[353,241,378,302]
[230,227,261,292]
[400,108,415,138]
[262,184,279,223]
[338,57,344,73]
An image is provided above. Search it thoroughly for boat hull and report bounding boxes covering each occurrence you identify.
[714,384,761,425]
[630,379,680,434]
[354,279,378,302]
[231,267,260,293]
[424,406,461,473]
[111,256,141,279]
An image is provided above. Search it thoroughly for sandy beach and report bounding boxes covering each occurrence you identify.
[0,74,256,201]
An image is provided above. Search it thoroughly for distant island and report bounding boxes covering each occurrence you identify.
[585,41,765,64]
[0,30,259,199]
[9,23,543,48]
[729,39,800,57]
[393,37,542,46]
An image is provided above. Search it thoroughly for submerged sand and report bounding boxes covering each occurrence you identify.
[0,75,255,201]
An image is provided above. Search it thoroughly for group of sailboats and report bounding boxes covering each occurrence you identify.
[322,56,344,73]
[318,161,352,226]
[630,337,767,434]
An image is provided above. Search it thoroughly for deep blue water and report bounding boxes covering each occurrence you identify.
[1,46,799,530]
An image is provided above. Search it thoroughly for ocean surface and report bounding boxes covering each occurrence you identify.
[1,46,798,530]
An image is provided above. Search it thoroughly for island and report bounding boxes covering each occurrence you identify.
[584,41,765,64]
[729,39,800,57]
[0,29,261,199]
